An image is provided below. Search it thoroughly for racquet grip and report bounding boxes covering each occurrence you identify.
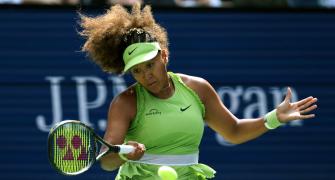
[117,145,135,154]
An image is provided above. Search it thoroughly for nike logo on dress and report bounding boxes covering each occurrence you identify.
[180,105,191,112]
[128,47,137,55]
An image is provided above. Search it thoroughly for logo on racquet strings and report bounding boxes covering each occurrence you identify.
[55,134,88,161]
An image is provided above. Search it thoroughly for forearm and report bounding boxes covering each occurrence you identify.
[99,141,146,171]
[230,117,268,144]
[100,152,125,171]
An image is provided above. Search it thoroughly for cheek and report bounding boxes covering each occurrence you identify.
[158,65,168,77]
[154,61,167,73]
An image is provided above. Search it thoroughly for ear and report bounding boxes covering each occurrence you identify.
[161,49,169,64]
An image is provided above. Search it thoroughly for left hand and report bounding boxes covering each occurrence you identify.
[276,87,318,123]
[124,141,146,161]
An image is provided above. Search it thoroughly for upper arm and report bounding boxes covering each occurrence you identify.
[180,74,238,141]
[102,86,137,145]
[99,87,136,171]
[200,80,238,140]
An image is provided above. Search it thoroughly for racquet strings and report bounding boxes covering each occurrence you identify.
[49,122,96,174]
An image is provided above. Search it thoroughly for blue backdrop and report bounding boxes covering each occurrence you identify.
[0,7,334,180]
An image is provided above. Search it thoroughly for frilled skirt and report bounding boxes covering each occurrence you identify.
[115,162,216,180]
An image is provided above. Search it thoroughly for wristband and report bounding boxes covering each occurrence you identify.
[264,109,283,130]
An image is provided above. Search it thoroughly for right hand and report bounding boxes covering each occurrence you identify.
[125,141,146,161]
[276,87,317,123]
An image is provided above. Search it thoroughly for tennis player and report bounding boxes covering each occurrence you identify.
[79,4,318,180]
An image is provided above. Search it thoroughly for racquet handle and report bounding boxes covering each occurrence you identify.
[117,145,135,154]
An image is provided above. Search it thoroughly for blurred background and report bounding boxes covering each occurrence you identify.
[1,1,335,180]
[1,0,335,8]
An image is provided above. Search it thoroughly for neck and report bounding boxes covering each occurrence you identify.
[155,75,175,99]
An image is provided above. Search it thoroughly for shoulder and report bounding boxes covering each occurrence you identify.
[113,83,137,104]
[109,83,137,120]
[176,73,213,103]
[176,73,207,85]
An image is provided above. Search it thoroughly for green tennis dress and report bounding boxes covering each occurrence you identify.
[116,72,216,180]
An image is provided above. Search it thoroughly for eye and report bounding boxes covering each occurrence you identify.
[131,68,140,74]
[147,62,154,69]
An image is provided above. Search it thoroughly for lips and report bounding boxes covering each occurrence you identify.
[148,81,157,87]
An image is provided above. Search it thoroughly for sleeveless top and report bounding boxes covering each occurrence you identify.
[116,72,216,180]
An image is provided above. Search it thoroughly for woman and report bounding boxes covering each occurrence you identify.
[79,4,318,179]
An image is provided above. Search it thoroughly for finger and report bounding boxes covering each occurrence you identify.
[136,143,145,152]
[126,141,140,153]
[299,114,315,119]
[298,98,318,111]
[139,144,146,151]
[284,87,292,102]
[300,104,317,114]
[126,145,137,154]
[126,141,136,145]
[295,96,313,107]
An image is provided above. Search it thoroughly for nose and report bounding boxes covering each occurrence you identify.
[143,70,153,81]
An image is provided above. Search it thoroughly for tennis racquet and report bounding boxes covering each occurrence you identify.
[47,120,134,175]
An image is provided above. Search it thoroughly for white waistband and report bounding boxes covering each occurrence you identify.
[129,153,199,166]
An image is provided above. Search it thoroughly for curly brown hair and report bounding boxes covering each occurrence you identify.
[79,4,169,74]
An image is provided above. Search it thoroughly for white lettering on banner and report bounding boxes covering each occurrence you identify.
[109,76,127,97]
[72,77,107,127]
[35,78,303,148]
[243,87,267,118]
[36,77,64,132]
[97,76,127,130]
[35,76,127,132]
[215,86,303,147]
[217,86,243,115]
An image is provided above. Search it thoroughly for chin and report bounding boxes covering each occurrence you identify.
[147,86,161,95]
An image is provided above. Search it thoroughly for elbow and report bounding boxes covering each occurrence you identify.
[220,132,247,145]
[224,136,245,145]
[220,122,249,145]
[100,162,113,171]
[100,159,117,172]
[228,139,245,145]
